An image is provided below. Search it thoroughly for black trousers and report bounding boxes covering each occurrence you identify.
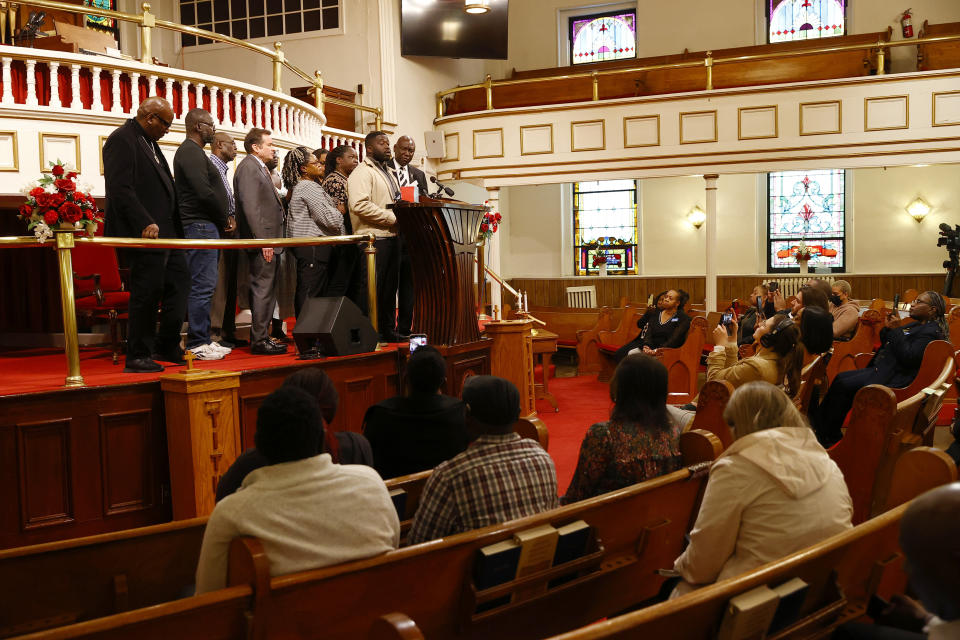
[326,245,363,310]
[292,246,330,319]
[397,234,414,337]
[359,236,400,341]
[813,367,880,447]
[124,249,188,362]
[219,248,239,339]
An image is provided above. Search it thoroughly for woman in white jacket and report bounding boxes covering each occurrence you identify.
[671,381,853,597]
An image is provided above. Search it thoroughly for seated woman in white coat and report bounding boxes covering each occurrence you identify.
[671,381,853,597]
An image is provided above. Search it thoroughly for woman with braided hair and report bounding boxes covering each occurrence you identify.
[813,290,948,448]
[281,146,345,317]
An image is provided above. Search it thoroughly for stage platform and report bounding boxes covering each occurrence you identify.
[0,340,492,550]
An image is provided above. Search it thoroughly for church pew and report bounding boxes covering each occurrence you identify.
[574,305,624,375]
[948,307,960,350]
[22,430,721,640]
[508,306,606,351]
[686,380,734,450]
[659,316,708,405]
[373,448,957,640]
[848,340,955,404]
[581,304,645,380]
[445,32,887,115]
[825,310,882,385]
[0,469,433,638]
[794,353,829,417]
[918,20,960,70]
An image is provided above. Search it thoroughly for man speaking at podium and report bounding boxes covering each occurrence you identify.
[348,131,401,342]
[389,135,428,340]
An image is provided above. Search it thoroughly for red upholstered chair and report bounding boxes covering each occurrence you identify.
[73,238,129,364]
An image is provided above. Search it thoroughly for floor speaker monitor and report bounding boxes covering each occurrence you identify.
[293,296,378,357]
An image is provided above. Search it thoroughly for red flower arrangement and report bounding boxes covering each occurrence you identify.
[480,208,501,241]
[592,251,608,268]
[20,161,101,241]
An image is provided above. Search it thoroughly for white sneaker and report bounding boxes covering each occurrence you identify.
[210,341,232,354]
[190,343,225,360]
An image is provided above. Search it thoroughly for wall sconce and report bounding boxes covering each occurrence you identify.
[687,205,706,229]
[464,0,490,14]
[905,196,931,223]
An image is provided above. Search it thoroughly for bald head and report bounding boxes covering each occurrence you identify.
[136,97,174,142]
[900,482,960,620]
[393,135,415,168]
[212,132,237,162]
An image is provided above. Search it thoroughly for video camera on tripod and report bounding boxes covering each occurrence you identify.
[937,223,960,296]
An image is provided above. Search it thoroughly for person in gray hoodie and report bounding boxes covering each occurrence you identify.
[671,380,853,597]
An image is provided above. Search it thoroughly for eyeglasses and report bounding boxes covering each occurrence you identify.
[151,113,173,129]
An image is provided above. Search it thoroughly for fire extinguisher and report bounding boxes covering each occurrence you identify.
[901,8,914,38]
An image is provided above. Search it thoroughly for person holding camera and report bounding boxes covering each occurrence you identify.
[613,289,692,362]
[708,312,807,396]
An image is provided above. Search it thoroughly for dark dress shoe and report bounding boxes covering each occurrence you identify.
[152,351,186,365]
[124,358,164,373]
[251,339,288,355]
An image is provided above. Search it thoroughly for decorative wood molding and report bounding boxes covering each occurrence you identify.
[679,110,718,144]
[0,130,19,171]
[472,128,504,159]
[623,114,660,148]
[519,123,554,155]
[570,119,605,152]
[738,105,778,140]
[39,132,81,172]
[864,95,909,132]
[800,100,842,136]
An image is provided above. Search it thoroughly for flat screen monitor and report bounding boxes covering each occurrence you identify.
[401,0,509,60]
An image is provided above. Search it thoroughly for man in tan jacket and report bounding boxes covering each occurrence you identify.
[348,131,401,341]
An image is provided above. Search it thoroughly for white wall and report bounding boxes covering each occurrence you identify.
[498,164,960,278]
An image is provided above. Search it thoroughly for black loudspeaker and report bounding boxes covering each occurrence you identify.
[293,297,378,357]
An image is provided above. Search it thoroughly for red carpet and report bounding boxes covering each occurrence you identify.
[0,344,399,395]
[536,375,613,492]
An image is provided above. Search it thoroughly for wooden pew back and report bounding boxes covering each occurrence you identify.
[575,306,624,375]
[794,353,829,417]
[660,316,708,405]
[891,340,955,402]
[687,380,734,450]
[826,310,882,385]
[512,306,605,347]
[918,20,960,70]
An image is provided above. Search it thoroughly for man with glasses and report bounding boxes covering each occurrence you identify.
[104,96,188,373]
[174,108,234,361]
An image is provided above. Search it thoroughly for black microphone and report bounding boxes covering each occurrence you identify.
[430,175,455,197]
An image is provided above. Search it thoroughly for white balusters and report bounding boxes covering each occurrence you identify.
[129,71,141,113]
[196,83,205,113]
[245,93,253,128]
[48,61,61,108]
[254,96,262,128]
[264,98,272,129]
[148,74,158,97]
[70,64,81,110]
[222,88,233,128]
[111,69,123,113]
[209,85,220,124]
[180,79,190,119]
[0,58,11,105]
[24,59,37,107]
[90,66,103,112]
[164,77,175,117]
[271,100,279,133]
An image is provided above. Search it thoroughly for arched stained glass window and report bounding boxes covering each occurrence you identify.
[573,180,639,275]
[768,0,846,43]
[570,10,636,65]
[768,170,846,272]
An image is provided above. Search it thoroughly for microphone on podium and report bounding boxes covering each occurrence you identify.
[430,176,455,198]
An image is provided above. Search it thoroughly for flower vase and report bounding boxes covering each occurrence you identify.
[599,263,608,277]
[798,258,809,275]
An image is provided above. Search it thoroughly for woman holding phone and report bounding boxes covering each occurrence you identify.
[613,289,692,362]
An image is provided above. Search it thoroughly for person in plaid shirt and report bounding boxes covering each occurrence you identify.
[408,376,558,544]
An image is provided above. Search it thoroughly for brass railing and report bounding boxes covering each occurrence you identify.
[1,0,383,129]
[0,233,380,387]
[436,32,960,118]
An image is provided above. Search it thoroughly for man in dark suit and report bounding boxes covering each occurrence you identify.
[174,108,232,361]
[390,135,428,339]
[103,96,187,373]
[234,128,287,355]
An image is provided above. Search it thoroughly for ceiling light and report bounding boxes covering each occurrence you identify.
[464,0,490,15]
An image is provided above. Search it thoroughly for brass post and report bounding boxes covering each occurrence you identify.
[705,51,713,90]
[364,236,378,334]
[313,69,324,111]
[0,2,7,46]
[591,70,598,101]
[55,232,85,387]
[484,74,492,110]
[876,41,886,75]
[7,3,16,44]
[139,3,154,64]
[375,107,382,131]
[272,42,284,92]
[436,92,444,119]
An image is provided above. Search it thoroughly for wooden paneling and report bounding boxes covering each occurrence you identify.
[290,85,358,133]
[99,409,155,517]
[509,274,946,309]
[17,418,74,530]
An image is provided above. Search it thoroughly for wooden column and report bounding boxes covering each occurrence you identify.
[704,174,719,311]
[484,319,536,417]
[160,370,242,519]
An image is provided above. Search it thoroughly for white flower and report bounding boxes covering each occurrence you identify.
[45,183,58,194]
[20,180,38,196]
[33,221,52,243]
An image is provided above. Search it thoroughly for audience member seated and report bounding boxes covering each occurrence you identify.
[671,381,852,597]
[813,291,949,448]
[798,306,836,356]
[614,289,692,362]
[830,279,861,340]
[195,386,399,594]
[363,345,469,479]
[792,284,831,317]
[407,376,558,544]
[564,354,685,503]
[737,283,776,346]
[833,483,960,639]
[708,313,804,395]
[216,368,373,501]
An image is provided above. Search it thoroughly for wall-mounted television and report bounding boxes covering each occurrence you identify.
[400,0,509,60]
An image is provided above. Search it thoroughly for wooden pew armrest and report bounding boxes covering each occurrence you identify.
[853,353,874,369]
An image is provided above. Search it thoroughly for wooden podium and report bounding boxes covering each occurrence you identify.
[394,198,491,395]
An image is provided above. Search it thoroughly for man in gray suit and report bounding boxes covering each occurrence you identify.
[234,128,287,355]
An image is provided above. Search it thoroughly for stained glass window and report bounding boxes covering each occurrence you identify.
[570,10,636,65]
[768,170,845,272]
[573,180,638,275]
[768,0,845,43]
[85,0,117,37]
